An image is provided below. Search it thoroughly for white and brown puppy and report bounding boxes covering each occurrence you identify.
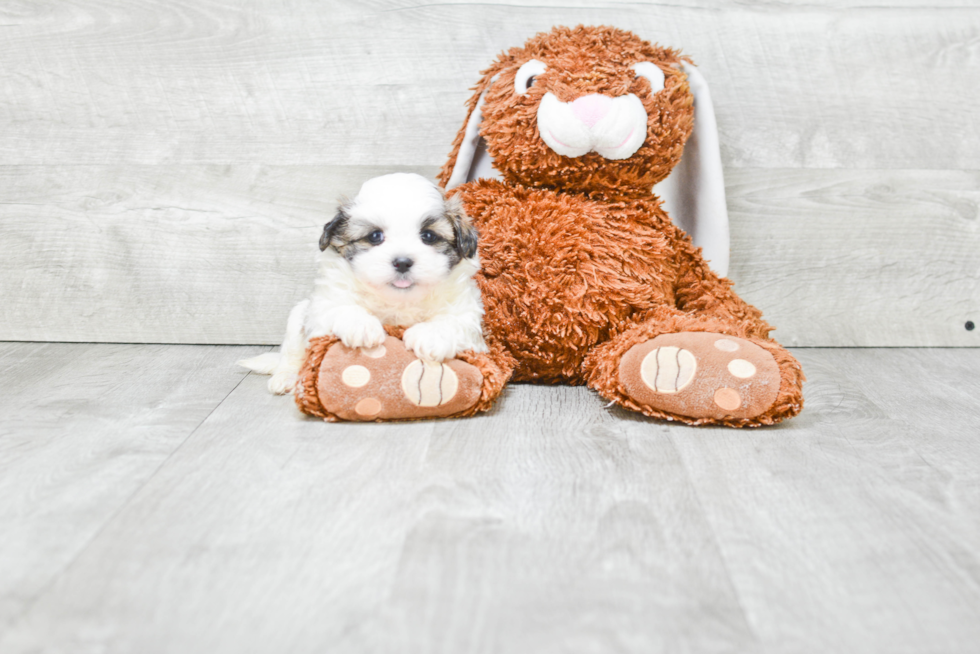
[239,173,488,394]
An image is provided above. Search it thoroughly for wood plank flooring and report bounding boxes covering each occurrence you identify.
[3,166,977,346]
[3,0,979,346]
[4,1,979,169]
[1,343,978,653]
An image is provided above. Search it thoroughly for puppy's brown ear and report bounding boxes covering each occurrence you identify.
[445,195,478,260]
[319,208,349,251]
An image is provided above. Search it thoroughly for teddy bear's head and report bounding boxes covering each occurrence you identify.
[439,25,696,198]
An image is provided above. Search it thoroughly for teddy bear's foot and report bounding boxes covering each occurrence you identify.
[315,336,485,421]
[619,332,781,421]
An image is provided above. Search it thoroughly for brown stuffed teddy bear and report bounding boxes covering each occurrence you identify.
[297,25,804,427]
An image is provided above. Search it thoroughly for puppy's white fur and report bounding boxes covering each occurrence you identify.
[239,173,488,394]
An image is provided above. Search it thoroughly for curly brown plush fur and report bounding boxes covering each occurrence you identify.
[437,25,805,427]
[442,27,693,198]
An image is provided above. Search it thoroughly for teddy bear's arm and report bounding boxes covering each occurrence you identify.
[671,239,773,340]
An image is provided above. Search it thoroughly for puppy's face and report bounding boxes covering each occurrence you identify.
[319,173,478,302]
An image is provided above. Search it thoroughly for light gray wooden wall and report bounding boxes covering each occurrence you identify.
[1,0,977,346]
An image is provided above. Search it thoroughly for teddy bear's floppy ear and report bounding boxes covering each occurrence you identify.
[653,62,730,278]
[440,72,504,190]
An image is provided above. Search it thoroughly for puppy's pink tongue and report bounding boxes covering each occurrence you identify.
[392,279,413,289]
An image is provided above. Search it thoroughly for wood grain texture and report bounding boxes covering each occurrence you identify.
[3,0,978,346]
[0,342,263,637]
[667,347,980,653]
[0,164,437,344]
[2,165,976,346]
[728,169,980,346]
[1,345,979,653]
[1,1,978,169]
[0,365,757,654]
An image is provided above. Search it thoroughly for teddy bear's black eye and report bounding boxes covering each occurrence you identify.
[366,230,384,245]
[515,59,547,96]
[632,62,665,94]
[420,229,440,245]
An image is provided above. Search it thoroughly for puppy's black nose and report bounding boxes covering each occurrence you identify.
[392,257,414,273]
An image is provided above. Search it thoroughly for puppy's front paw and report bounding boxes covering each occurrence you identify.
[268,372,296,395]
[333,314,386,350]
[403,322,459,362]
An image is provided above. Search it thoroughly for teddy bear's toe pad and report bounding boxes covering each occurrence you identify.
[619,332,780,420]
[317,336,484,421]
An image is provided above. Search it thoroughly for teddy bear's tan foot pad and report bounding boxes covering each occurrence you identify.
[317,336,484,421]
[619,332,780,420]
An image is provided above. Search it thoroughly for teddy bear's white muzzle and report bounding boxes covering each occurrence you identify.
[537,92,648,160]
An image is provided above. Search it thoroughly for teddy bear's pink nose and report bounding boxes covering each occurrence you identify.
[570,94,613,127]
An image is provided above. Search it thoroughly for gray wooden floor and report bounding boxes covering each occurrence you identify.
[1,343,978,654]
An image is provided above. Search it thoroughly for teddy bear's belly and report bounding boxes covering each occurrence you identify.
[462,182,676,383]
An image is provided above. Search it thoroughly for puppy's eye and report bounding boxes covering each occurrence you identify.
[632,62,666,94]
[420,229,440,245]
[366,230,384,245]
[515,59,547,96]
